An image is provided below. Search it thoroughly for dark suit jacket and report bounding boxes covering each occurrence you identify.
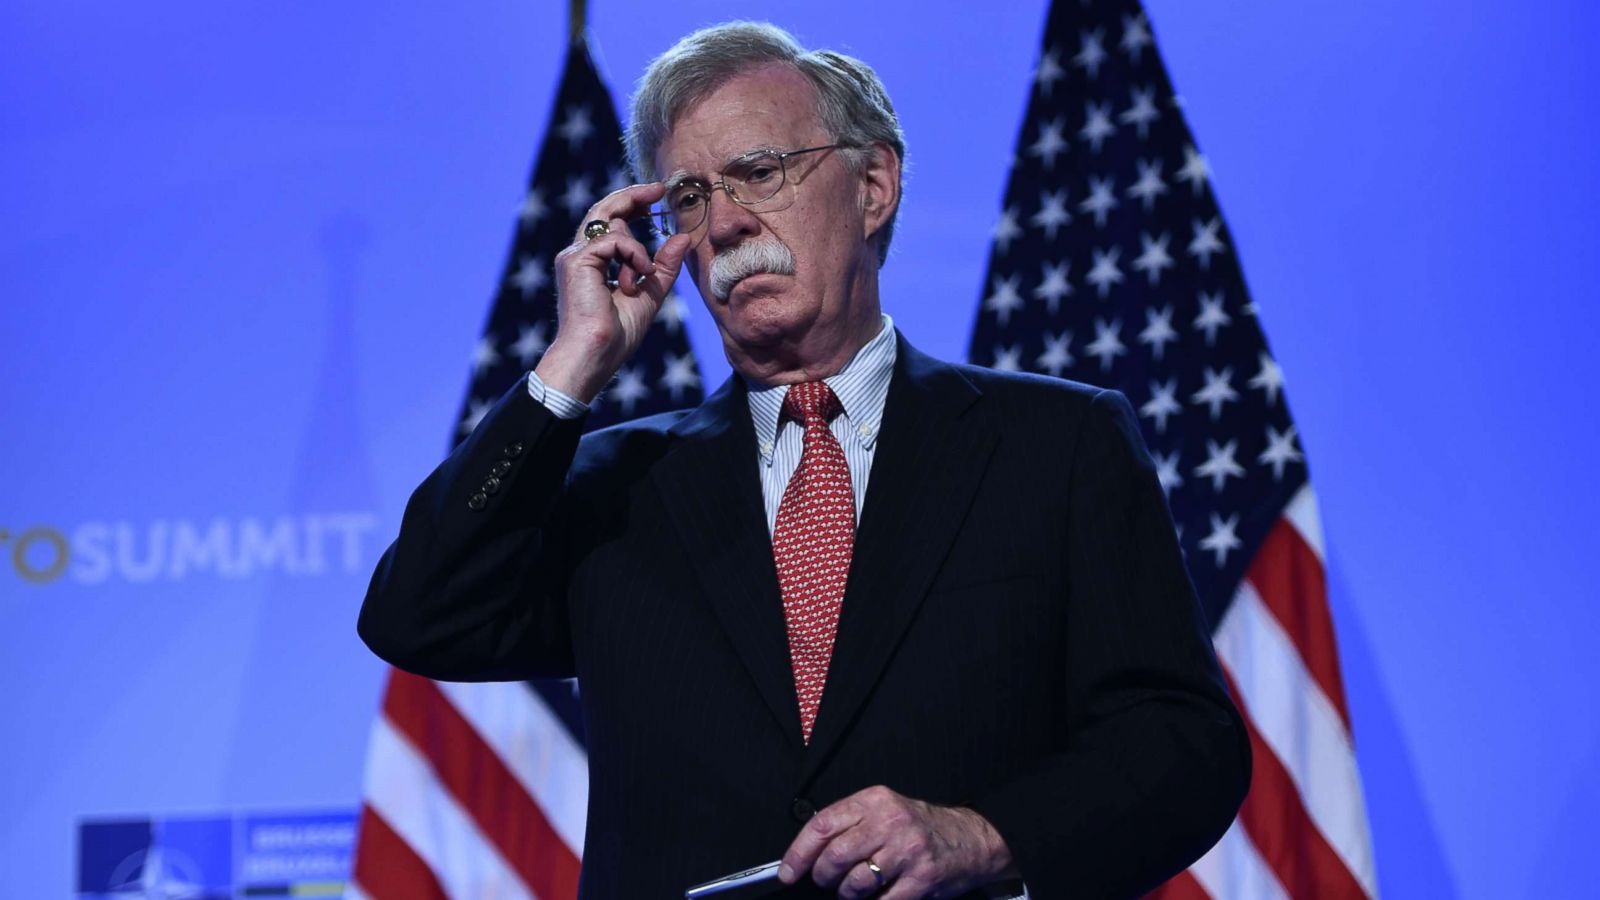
[359,335,1249,899]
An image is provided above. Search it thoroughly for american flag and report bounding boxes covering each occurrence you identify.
[350,38,703,899]
[967,1,1377,897]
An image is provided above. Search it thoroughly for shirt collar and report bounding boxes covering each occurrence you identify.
[747,314,898,465]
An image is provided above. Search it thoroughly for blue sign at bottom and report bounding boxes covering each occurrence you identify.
[78,810,356,898]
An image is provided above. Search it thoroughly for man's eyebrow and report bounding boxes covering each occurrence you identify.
[661,170,705,193]
[660,147,785,192]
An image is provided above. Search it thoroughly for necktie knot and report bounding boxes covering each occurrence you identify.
[783,381,843,424]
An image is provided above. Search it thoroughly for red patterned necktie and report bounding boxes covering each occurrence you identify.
[771,381,855,743]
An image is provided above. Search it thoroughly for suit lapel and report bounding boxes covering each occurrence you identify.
[651,376,804,746]
[801,339,998,781]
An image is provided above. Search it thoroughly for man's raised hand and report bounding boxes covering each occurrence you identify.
[535,182,694,403]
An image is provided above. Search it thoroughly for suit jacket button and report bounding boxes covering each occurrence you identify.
[492,460,512,477]
[468,492,488,511]
[504,442,525,458]
[790,797,816,823]
[482,476,501,495]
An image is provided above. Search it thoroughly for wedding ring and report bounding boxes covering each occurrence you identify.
[866,859,885,889]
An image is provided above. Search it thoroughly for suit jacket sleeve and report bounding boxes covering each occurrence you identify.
[357,377,585,681]
[968,388,1251,898]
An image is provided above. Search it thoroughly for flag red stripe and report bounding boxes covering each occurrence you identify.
[1143,868,1212,900]
[353,804,450,900]
[1244,518,1352,729]
[385,671,583,900]
[1224,669,1368,899]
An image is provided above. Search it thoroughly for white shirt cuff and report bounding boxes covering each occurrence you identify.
[526,373,589,420]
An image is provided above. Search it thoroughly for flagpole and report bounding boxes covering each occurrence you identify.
[570,0,587,45]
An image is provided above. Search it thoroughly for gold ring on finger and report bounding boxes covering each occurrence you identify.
[866,859,885,889]
[583,219,611,240]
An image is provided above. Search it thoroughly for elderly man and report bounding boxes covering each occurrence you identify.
[359,22,1248,900]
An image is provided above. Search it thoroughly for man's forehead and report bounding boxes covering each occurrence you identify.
[653,65,827,177]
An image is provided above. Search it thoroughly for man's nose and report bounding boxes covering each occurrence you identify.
[705,185,760,249]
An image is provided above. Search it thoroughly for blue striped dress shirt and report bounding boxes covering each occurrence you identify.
[528,315,897,535]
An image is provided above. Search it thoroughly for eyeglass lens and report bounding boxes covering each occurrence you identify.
[653,152,787,235]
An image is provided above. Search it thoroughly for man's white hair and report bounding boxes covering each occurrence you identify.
[625,21,906,266]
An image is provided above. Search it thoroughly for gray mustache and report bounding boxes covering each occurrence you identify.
[709,240,797,301]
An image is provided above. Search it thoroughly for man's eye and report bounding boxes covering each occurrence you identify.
[742,164,779,185]
[671,190,705,212]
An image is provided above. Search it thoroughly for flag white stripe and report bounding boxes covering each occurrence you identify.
[363,715,537,900]
[1190,817,1291,900]
[1216,580,1378,896]
[1283,484,1325,562]
[436,679,589,855]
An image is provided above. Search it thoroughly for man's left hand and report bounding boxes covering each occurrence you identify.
[777,785,1015,898]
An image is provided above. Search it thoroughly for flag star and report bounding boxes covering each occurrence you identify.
[1141,377,1182,434]
[1035,47,1066,97]
[1198,512,1243,566]
[1194,290,1232,345]
[1120,86,1161,139]
[557,105,594,151]
[1033,260,1073,312]
[561,175,594,218]
[1035,331,1074,376]
[1127,158,1168,211]
[511,322,549,367]
[1131,231,1175,285]
[471,334,501,375]
[459,397,492,435]
[605,165,630,195]
[1191,366,1239,420]
[1079,175,1119,227]
[1249,351,1285,405]
[1138,304,1180,361]
[608,365,651,415]
[1188,216,1227,269]
[1030,188,1072,238]
[1086,246,1124,298]
[1073,28,1108,79]
[659,352,700,401]
[1152,448,1184,496]
[1085,317,1127,370]
[993,205,1023,255]
[510,254,549,298]
[1079,101,1117,153]
[992,344,1023,371]
[1195,439,1245,493]
[1259,424,1304,480]
[985,273,1026,325]
[518,188,548,228]
[1176,144,1211,196]
[1120,12,1154,63]
[1029,118,1070,170]
[655,292,689,333]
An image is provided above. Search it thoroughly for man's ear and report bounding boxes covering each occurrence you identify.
[858,141,901,243]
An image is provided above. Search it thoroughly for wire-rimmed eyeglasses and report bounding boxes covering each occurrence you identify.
[639,143,846,237]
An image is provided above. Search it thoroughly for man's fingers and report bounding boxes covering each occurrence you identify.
[573,183,667,242]
[573,231,656,283]
[877,877,932,900]
[837,856,896,900]
[640,232,693,297]
[778,800,867,884]
[811,827,889,889]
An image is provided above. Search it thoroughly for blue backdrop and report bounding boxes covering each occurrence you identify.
[2,1,1596,896]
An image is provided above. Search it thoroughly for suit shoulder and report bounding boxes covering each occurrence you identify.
[951,362,1112,412]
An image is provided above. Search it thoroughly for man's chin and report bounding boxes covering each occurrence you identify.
[720,298,809,350]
